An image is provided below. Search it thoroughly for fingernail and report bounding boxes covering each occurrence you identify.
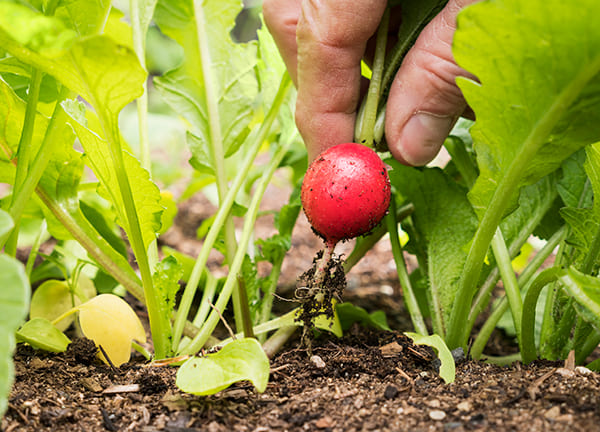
[398,112,456,166]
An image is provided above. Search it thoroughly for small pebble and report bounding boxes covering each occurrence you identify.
[544,406,561,420]
[429,410,446,421]
[383,385,399,400]
[456,401,472,412]
[575,366,592,376]
[310,355,326,369]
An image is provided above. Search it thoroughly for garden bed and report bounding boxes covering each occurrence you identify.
[4,195,600,432]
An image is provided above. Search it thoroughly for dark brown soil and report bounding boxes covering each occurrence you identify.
[5,192,600,431]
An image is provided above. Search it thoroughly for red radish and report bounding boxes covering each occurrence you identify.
[301,142,391,248]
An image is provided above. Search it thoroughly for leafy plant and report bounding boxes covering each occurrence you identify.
[2,0,600,412]
[354,0,600,367]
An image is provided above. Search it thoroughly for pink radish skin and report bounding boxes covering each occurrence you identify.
[301,143,391,248]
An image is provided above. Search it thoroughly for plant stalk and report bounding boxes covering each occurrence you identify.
[171,74,292,351]
[355,7,389,146]
[386,196,428,335]
[178,138,292,356]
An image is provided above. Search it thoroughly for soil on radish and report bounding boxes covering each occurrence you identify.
[295,250,346,335]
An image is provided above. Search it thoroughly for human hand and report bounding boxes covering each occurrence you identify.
[263,0,478,165]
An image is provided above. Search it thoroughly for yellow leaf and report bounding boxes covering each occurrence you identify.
[77,294,146,367]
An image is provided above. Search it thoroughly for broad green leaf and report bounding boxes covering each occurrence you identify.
[0,254,30,418]
[77,294,146,367]
[153,0,258,169]
[30,278,96,332]
[454,0,600,220]
[336,302,390,332]
[387,162,477,332]
[0,6,145,116]
[0,78,49,165]
[152,255,183,354]
[66,116,163,250]
[16,317,71,353]
[405,332,455,384]
[561,268,600,333]
[0,3,77,56]
[176,338,270,395]
[559,143,600,265]
[557,149,592,209]
[55,0,112,37]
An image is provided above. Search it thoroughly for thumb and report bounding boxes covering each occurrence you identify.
[385,0,478,166]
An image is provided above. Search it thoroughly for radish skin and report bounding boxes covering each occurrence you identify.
[301,143,391,246]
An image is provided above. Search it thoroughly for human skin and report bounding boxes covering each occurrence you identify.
[263,0,478,165]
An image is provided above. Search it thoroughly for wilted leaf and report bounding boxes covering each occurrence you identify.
[77,294,146,367]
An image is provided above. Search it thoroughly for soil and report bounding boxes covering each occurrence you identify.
[5,192,600,432]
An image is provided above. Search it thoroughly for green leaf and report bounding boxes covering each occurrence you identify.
[176,338,270,395]
[387,163,477,332]
[29,279,95,332]
[0,210,14,238]
[404,332,455,384]
[0,3,77,56]
[152,255,183,354]
[16,317,71,353]
[561,268,600,333]
[559,143,600,265]
[336,302,390,332]
[66,115,163,250]
[0,254,30,418]
[0,77,49,166]
[54,0,112,36]
[153,0,258,168]
[1,8,145,125]
[557,149,592,209]
[454,0,600,221]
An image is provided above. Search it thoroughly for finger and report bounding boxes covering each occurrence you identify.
[295,0,387,161]
[263,0,302,85]
[385,0,479,166]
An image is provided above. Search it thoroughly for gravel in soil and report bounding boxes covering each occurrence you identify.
[6,193,600,431]
[5,330,600,432]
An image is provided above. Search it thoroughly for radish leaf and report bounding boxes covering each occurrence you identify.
[176,338,270,395]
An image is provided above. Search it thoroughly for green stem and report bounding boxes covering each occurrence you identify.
[355,8,389,146]
[386,196,428,335]
[490,228,523,350]
[104,115,167,358]
[446,57,599,349]
[258,253,285,329]
[35,186,143,300]
[191,271,217,327]
[129,0,152,174]
[0,88,72,251]
[262,326,298,359]
[580,220,600,275]
[171,74,292,351]
[470,226,566,360]
[192,0,244,332]
[178,138,292,356]
[5,70,43,255]
[483,353,522,365]
[577,330,600,363]
[444,136,478,187]
[521,268,563,363]
[25,220,46,278]
[343,203,414,272]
